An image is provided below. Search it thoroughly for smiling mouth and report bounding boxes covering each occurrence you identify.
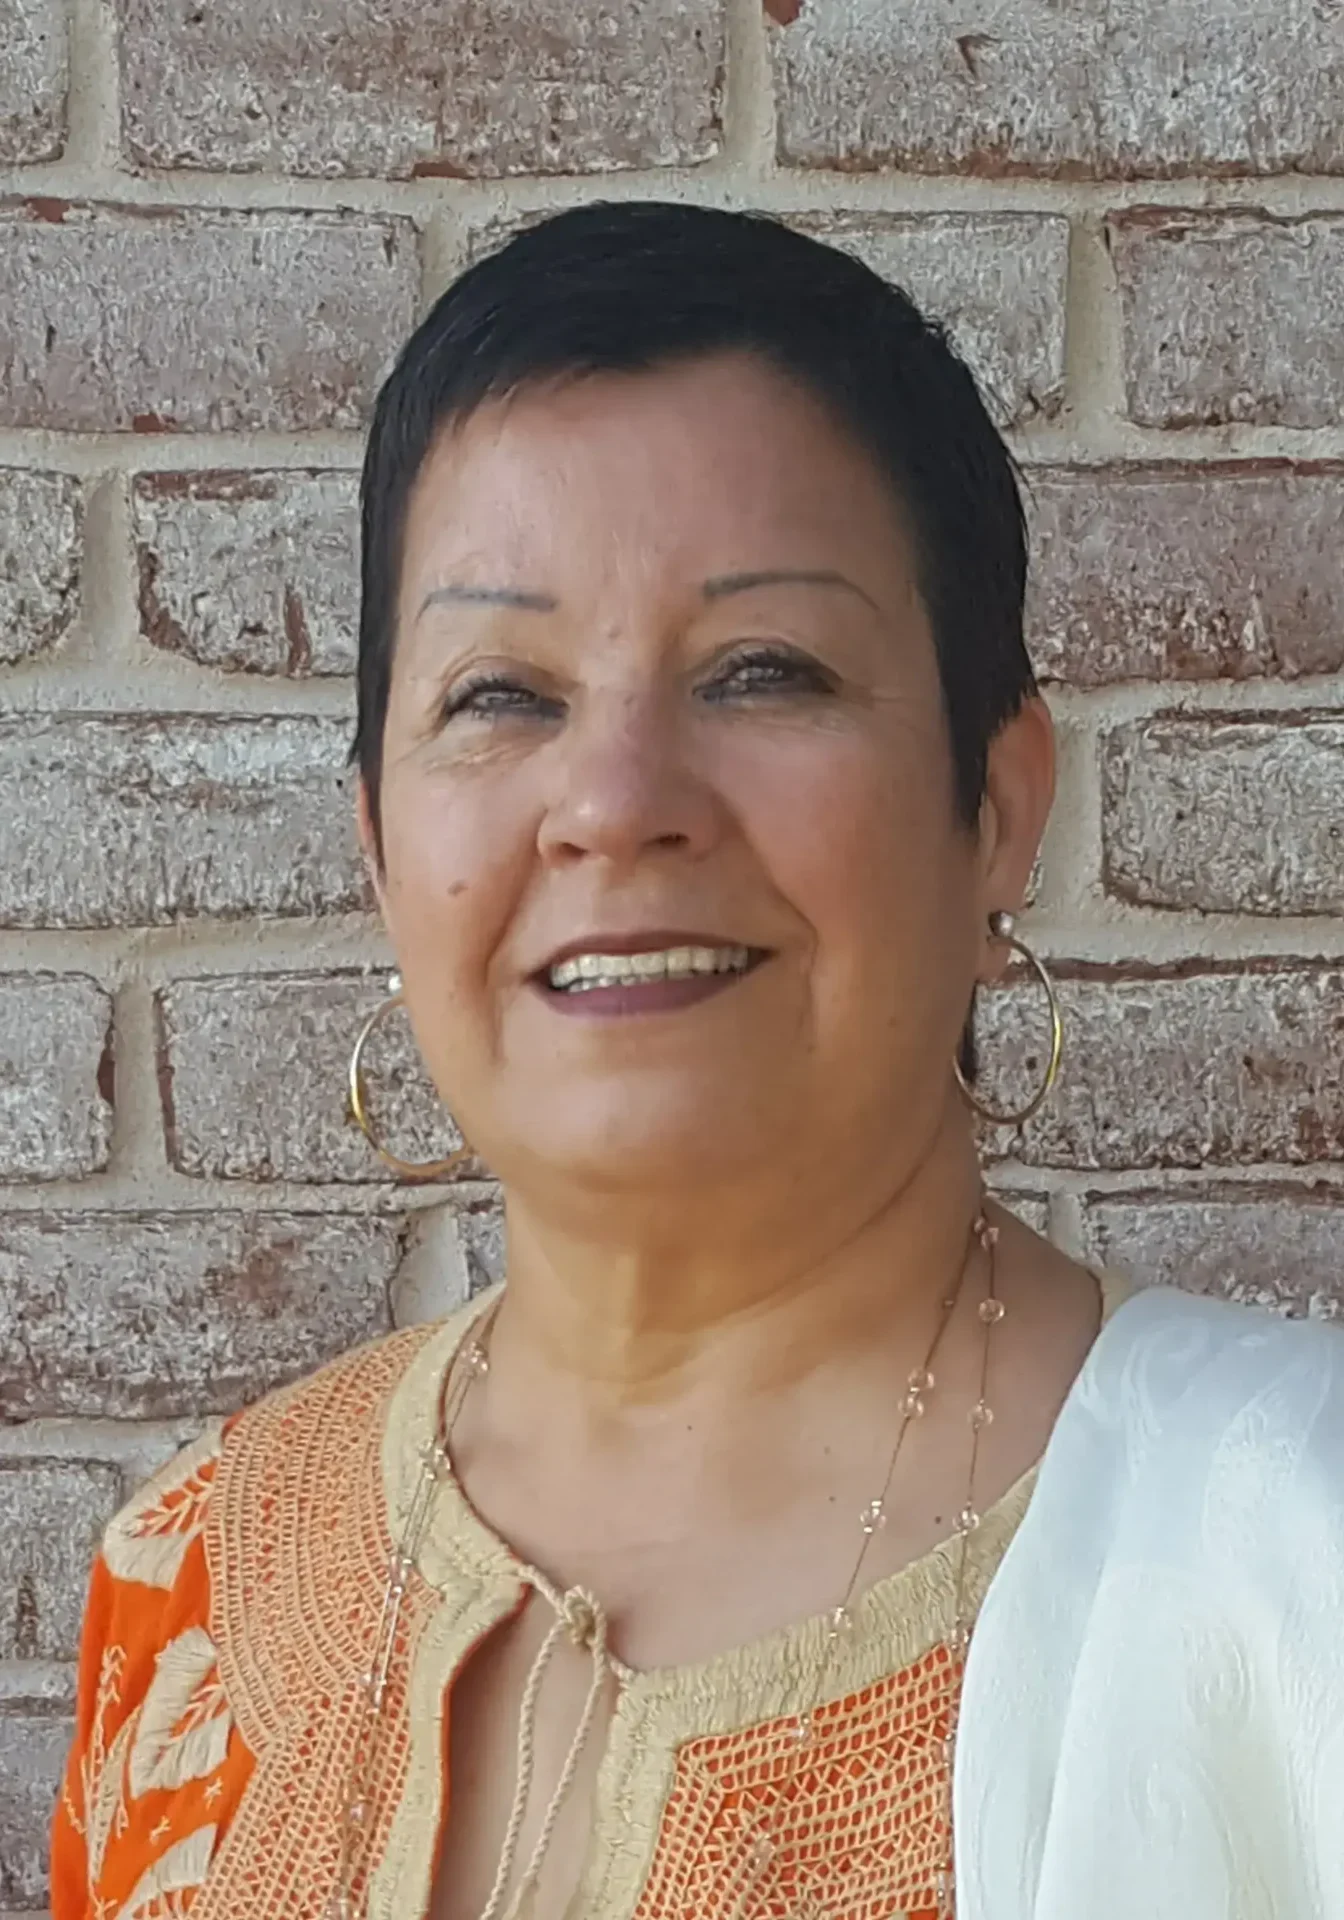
[535,942,771,1014]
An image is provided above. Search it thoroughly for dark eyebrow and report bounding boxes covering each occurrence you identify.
[702,569,880,614]
[417,583,558,619]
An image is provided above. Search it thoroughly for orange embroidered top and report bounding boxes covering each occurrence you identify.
[52,1295,1037,1920]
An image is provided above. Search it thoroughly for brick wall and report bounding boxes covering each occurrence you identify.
[3,0,1343,1902]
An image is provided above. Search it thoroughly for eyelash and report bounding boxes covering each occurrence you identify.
[438,646,835,724]
[699,644,836,702]
[439,673,561,723]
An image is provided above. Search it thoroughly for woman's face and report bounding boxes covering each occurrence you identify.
[362,354,1048,1206]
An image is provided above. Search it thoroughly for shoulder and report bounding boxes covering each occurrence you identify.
[959,1292,1344,1915]
[1010,1284,1344,1614]
[102,1417,228,1592]
[54,1313,480,1917]
[102,1321,439,1590]
[1076,1284,1344,1488]
[977,1285,1344,1631]
[210,1318,441,1504]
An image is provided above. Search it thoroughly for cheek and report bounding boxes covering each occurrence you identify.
[729,724,976,1081]
[734,725,963,958]
[377,763,531,995]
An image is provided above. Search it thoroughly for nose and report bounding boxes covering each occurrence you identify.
[536,684,722,872]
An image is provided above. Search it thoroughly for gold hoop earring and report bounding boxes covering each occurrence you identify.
[954,910,1063,1127]
[347,973,474,1181]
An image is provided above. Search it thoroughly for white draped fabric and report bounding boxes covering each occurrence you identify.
[957,1285,1344,1919]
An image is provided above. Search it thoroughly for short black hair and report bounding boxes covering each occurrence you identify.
[356,199,1035,848]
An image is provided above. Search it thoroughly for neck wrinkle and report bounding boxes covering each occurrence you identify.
[490,1119,986,1411]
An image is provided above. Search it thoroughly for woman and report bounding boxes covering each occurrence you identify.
[53,203,1344,1920]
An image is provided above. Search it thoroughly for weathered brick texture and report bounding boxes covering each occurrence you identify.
[0,1463,121,1662]
[976,966,1344,1170]
[792,214,1068,425]
[1085,1189,1344,1321]
[0,203,419,433]
[0,0,67,164]
[0,1714,69,1906]
[0,715,363,927]
[5,0,1344,1890]
[1103,715,1344,916]
[118,0,725,178]
[0,1212,400,1421]
[0,976,113,1181]
[0,468,82,665]
[158,974,466,1183]
[771,0,1344,178]
[1111,211,1344,429]
[1026,465,1344,686]
[133,472,360,677]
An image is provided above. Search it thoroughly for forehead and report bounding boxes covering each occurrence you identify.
[397,353,915,593]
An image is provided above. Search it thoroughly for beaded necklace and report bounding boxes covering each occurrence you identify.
[325,1205,1003,1920]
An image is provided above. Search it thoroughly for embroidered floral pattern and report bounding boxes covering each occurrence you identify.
[129,1630,233,1799]
[51,1423,253,1920]
[82,1648,132,1885]
[103,1425,225,1592]
[117,1828,218,1919]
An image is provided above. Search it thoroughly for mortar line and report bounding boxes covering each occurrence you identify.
[6,425,1344,479]
[1032,708,1103,919]
[64,468,138,672]
[1059,212,1127,433]
[7,653,1344,719]
[0,1174,503,1212]
[63,0,120,171]
[7,905,1344,981]
[721,0,778,175]
[4,158,1344,218]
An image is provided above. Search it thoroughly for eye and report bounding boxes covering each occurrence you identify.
[439,673,564,724]
[699,645,838,703]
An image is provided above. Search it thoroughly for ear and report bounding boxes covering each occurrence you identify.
[975,696,1055,983]
[355,774,390,919]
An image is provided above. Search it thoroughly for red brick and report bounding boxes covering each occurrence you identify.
[1026,464,1344,686]
[973,963,1344,1170]
[0,469,82,665]
[0,0,66,163]
[790,214,1068,425]
[157,973,468,1184]
[1110,210,1344,430]
[0,1463,121,1661]
[133,472,359,677]
[0,1212,401,1420]
[0,976,112,1181]
[119,0,723,178]
[772,0,1344,177]
[0,202,418,434]
[1103,715,1344,916]
[0,1713,70,1907]
[0,715,363,928]
[1084,1188,1344,1321]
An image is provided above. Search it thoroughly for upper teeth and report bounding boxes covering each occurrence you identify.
[549,945,752,991]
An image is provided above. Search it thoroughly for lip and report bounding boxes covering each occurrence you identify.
[534,930,770,977]
[538,970,760,1018]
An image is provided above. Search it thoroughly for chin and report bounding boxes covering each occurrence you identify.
[511,1102,761,1199]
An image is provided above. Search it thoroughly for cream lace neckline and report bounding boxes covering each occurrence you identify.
[383,1266,1128,1700]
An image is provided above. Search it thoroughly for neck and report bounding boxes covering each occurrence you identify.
[490,1106,986,1413]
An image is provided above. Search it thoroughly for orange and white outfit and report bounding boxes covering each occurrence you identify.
[53,1287,1344,1919]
